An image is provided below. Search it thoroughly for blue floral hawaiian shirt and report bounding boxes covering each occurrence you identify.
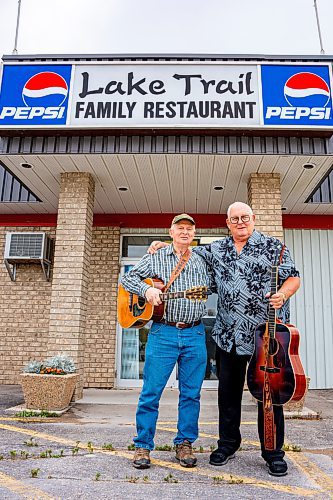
[194,230,300,355]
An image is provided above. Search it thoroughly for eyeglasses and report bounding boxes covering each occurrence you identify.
[229,215,251,224]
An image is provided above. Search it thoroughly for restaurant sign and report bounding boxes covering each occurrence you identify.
[0,62,332,129]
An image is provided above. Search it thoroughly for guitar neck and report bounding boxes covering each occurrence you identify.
[268,265,278,339]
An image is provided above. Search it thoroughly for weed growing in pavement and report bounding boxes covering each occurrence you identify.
[102,443,115,450]
[198,446,204,453]
[40,449,64,459]
[31,468,40,478]
[15,410,59,418]
[155,444,173,451]
[127,443,135,451]
[283,443,302,452]
[71,446,79,456]
[71,441,80,456]
[125,475,139,483]
[23,437,38,447]
[9,450,17,459]
[142,476,150,482]
[95,472,101,481]
[213,475,243,485]
[163,473,178,483]
[20,451,29,459]
[87,441,94,453]
[227,475,244,484]
[210,444,216,451]
[0,455,3,460]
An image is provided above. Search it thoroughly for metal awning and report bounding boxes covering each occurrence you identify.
[0,161,40,203]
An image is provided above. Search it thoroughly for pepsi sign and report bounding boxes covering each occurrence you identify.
[261,65,333,127]
[0,65,72,126]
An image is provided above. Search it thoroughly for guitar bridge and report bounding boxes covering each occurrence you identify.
[259,366,280,373]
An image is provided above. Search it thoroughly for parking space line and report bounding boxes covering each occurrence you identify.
[0,471,55,499]
[0,422,323,497]
[157,424,333,496]
[287,452,333,495]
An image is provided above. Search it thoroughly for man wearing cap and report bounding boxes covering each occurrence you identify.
[120,214,213,470]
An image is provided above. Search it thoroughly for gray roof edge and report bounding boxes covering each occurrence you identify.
[1,134,332,156]
[2,53,333,63]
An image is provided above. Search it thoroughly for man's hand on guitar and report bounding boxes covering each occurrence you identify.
[147,241,168,254]
[145,287,163,305]
[265,291,285,309]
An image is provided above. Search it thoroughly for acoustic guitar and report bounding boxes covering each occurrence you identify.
[118,277,211,329]
[247,248,306,406]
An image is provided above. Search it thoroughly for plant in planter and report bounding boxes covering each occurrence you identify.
[20,354,79,411]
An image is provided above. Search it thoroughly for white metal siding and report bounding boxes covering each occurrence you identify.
[284,229,333,389]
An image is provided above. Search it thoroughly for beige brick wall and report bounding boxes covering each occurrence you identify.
[0,224,121,387]
[0,226,55,384]
[248,173,284,241]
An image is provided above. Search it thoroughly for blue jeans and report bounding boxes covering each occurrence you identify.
[134,321,207,450]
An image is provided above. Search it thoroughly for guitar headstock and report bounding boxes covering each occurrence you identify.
[185,286,211,302]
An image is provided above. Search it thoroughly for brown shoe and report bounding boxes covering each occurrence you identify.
[133,447,151,469]
[175,440,197,468]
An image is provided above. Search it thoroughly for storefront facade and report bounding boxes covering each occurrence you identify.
[0,54,332,395]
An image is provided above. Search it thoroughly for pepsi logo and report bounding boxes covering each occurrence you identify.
[22,72,68,108]
[284,72,330,108]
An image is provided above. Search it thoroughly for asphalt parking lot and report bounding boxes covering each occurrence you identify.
[0,386,332,499]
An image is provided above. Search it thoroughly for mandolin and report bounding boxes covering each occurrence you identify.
[247,248,306,406]
[117,277,211,329]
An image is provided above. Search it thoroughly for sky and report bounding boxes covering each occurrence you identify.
[0,0,333,57]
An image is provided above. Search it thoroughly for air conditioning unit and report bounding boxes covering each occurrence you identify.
[4,232,53,281]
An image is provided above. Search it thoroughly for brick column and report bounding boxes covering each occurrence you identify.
[48,172,95,399]
[248,173,283,241]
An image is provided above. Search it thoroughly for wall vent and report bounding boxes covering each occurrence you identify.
[4,232,53,281]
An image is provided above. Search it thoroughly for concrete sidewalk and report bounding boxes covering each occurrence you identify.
[0,386,332,499]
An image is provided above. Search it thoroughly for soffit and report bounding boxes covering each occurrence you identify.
[0,153,332,215]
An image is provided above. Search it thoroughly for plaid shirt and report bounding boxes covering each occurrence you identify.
[120,244,212,323]
[194,230,300,355]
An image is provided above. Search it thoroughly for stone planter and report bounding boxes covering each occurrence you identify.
[20,373,79,411]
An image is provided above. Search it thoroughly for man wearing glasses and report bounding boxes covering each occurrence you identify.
[149,202,300,477]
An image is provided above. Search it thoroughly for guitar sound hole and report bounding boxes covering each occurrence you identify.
[137,297,146,308]
[133,303,146,317]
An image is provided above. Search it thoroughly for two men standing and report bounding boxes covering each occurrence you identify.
[120,203,300,476]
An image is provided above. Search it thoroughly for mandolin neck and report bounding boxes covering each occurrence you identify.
[160,291,186,301]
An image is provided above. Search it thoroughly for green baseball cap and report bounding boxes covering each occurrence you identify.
[171,213,195,225]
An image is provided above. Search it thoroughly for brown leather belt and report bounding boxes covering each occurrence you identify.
[161,320,201,329]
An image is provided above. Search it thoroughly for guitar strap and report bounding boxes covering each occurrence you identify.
[263,242,285,450]
[162,248,191,321]
[279,244,286,264]
[163,248,191,293]
[263,325,276,451]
